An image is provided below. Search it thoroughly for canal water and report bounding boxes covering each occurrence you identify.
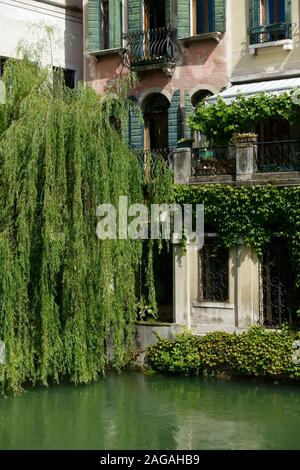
[0,372,299,450]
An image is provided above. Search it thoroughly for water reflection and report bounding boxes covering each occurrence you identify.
[0,373,299,450]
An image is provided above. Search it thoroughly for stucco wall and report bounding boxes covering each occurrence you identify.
[0,0,83,80]
[229,0,300,82]
[84,36,228,100]
[83,0,228,101]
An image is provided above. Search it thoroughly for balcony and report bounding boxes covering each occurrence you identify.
[249,22,292,45]
[191,146,236,178]
[256,140,300,173]
[122,28,181,73]
[189,139,300,185]
[132,140,300,186]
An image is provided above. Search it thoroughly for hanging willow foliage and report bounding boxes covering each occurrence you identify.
[0,57,173,393]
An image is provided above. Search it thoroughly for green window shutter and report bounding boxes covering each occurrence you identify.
[214,0,226,32]
[285,0,292,24]
[165,0,173,27]
[250,0,261,27]
[109,0,122,48]
[88,0,102,51]
[123,114,130,145]
[128,103,144,149]
[168,90,181,148]
[128,0,142,33]
[178,0,191,38]
[184,91,193,139]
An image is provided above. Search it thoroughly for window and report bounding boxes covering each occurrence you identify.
[191,90,213,146]
[143,93,169,150]
[63,69,76,89]
[263,0,286,24]
[260,239,300,327]
[0,57,8,77]
[250,0,291,44]
[199,238,229,302]
[53,67,76,90]
[144,0,166,29]
[194,0,215,34]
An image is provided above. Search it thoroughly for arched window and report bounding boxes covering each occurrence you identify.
[191,89,213,108]
[143,93,170,150]
[191,89,213,147]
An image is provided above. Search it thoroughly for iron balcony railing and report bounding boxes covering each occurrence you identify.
[122,27,181,69]
[256,140,300,173]
[132,140,300,181]
[136,148,174,181]
[191,146,236,177]
[249,22,292,45]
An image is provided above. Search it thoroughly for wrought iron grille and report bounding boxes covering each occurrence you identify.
[249,22,292,44]
[199,240,229,303]
[256,140,300,173]
[260,241,300,327]
[135,148,173,182]
[122,28,181,69]
[192,146,236,177]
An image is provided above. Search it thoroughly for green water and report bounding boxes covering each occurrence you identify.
[0,372,300,450]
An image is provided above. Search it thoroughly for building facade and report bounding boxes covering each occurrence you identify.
[84,0,228,149]
[0,0,83,84]
[84,1,300,335]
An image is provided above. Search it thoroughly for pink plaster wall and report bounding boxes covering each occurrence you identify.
[85,36,228,102]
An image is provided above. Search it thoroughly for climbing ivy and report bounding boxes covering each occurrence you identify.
[189,92,300,144]
[175,184,300,287]
[0,57,171,392]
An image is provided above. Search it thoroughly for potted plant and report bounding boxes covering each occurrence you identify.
[177,138,194,149]
[201,148,215,158]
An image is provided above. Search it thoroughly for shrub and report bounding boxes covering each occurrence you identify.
[146,327,300,380]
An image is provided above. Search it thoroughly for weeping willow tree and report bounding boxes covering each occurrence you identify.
[0,56,173,393]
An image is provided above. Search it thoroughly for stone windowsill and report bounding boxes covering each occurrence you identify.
[180,32,223,45]
[89,47,123,58]
[249,39,293,55]
[193,301,234,310]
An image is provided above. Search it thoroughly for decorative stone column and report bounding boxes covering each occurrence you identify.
[235,239,260,328]
[173,148,192,184]
[173,242,198,333]
[234,134,257,182]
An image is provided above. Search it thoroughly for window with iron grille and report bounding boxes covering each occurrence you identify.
[260,239,300,327]
[249,0,292,44]
[198,238,229,302]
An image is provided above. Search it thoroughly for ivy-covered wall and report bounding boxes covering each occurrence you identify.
[175,184,300,288]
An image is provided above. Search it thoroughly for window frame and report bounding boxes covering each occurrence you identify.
[192,0,215,35]
[198,236,230,304]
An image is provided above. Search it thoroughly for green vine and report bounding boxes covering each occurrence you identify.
[189,92,300,144]
[175,184,300,288]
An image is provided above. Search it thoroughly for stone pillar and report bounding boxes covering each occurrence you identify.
[235,134,257,182]
[235,240,260,328]
[173,148,192,184]
[173,244,188,326]
[173,243,198,331]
